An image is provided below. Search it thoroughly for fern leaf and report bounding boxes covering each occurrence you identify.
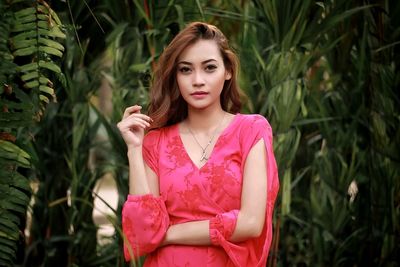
[17,62,37,72]
[38,27,66,38]
[21,71,39,81]
[38,37,64,51]
[13,7,35,18]
[11,38,36,50]
[38,60,61,73]
[39,94,50,103]
[11,22,36,32]
[13,46,36,57]
[39,85,54,95]
[39,46,63,57]
[24,80,39,89]
[11,30,36,41]
[39,76,51,85]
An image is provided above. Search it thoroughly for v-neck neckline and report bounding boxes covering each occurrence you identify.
[176,113,240,171]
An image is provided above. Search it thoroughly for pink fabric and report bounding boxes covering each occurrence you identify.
[122,114,280,266]
[209,209,239,245]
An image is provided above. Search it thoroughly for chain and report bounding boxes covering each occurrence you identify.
[186,113,226,162]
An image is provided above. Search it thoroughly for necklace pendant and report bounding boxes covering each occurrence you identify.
[200,150,208,162]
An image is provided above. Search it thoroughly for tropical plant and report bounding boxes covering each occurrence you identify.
[4,0,398,266]
[235,0,400,266]
[0,0,65,265]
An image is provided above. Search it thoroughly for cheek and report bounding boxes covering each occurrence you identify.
[212,74,228,90]
[176,75,188,92]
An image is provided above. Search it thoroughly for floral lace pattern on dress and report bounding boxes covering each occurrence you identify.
[122,114,280,267]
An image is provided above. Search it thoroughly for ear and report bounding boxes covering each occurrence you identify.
[225,70,232,80]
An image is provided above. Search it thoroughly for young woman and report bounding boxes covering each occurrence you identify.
[117,22,279,266]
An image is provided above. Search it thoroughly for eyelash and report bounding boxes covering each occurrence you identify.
[205,65,217,72]
[179,67,191,73]
[178,65,218,73]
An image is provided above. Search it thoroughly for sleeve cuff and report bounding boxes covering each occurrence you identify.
[209,210,239,245]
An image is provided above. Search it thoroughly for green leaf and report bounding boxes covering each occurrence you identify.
[24,80,39,88]
[0,243,14,258]
[1,173,30,192]
[129,63,149,72]
[13,46,36,57]
[0,213,19,227]
[0,141,30,159]
[0,200,25,214]
[38,60,61,73]
[21,71,39,82]
[39,76,51,85]
[11,30,36,41]
[11,22,36,32]
[13,7,35,19]
[0,228,18,240]
[39,85,54,95]
[0,236,16,249]
[14,13,36,24]
[0,219,18,234]
[38,37,64,51]
[0,151,30,168]
[281,168,292,215]
[39,46,63,57]
[11,39,36,50]
[37,20,50,30]
[18,62,38,72]
[39,94,50,103]
[38,27,66,39]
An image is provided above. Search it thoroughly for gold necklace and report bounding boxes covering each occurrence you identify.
[186,113,226,162]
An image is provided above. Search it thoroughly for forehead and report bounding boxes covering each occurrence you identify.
[178,39,223,62]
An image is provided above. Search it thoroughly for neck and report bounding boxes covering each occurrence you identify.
[186,106,226,132]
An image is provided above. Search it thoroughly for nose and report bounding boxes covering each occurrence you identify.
[192,70,205,87]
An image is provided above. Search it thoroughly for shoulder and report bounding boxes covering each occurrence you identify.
[143,125,175,145]
[237,113,271,132]
[144,128,162,140]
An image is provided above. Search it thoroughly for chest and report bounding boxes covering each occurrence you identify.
[158,132,243,211]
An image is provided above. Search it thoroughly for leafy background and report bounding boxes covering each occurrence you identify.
[0,0,399,266]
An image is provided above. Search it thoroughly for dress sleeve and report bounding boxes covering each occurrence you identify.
[122,130,170,261]
[142,130,160,176]
[122,194,169,261]
[209,114,280,267]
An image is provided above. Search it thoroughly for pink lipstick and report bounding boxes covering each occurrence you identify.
[191,91,209,99]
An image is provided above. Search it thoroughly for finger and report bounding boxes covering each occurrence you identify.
[118,116,151,130]
[119,115,152,129]
[122,105,142,119]
[126,113,153,122]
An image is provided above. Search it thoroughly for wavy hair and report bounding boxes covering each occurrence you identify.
[148,22,243,130]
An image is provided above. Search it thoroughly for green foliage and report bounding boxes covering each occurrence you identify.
[5,0,398,266]
[237,1,400,266]
[0,0,65,265]
[10,0,66,112]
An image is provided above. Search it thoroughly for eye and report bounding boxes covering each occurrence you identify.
[178,66,191,74]
[205,64,217,72]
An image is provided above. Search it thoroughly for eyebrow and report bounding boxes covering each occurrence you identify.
[177,59,218,65]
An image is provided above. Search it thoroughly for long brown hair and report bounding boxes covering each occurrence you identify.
[148,22,243,130]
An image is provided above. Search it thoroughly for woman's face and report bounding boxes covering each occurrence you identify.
[176,39,231,111]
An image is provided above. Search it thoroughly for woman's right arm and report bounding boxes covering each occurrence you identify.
[117,105,158,195]
[117,105,168,260]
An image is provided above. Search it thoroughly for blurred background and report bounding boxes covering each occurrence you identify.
[0,0,399,266]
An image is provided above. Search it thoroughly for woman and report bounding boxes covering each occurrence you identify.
[117,22,279,266]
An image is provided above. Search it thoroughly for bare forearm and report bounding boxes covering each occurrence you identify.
[162,220,211,246]
[127,146,150,195]
[162,211,262,246]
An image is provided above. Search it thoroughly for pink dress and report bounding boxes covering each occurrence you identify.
[122,114,279,266]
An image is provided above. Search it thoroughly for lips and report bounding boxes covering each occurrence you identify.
[191,91,209,96]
